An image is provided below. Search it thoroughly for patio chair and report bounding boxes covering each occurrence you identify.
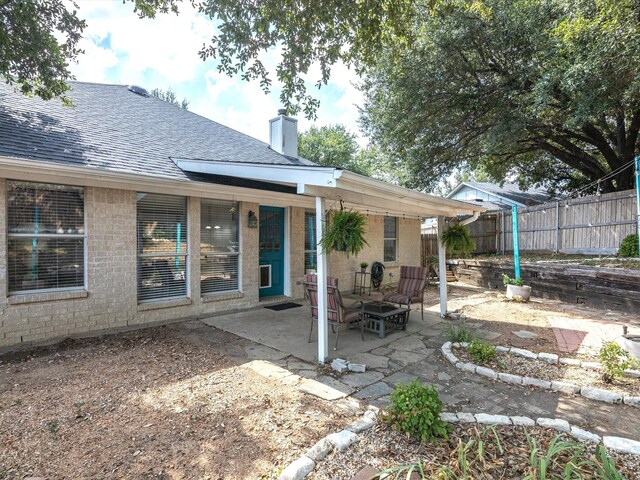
[303,274,365,351]
[382,266,428,320]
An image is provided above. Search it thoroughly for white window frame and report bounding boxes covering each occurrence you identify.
[384,216,398,263]
[6,180,86,295]
[304,209,317,273]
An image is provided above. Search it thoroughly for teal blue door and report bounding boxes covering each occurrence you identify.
[259,206,285,298]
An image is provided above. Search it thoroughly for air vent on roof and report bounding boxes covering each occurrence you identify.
[127,85,149,97]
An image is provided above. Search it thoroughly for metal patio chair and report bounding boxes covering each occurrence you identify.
[303,274,364,351]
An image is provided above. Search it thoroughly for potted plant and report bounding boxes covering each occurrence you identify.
[360,261,369,273]
[319,209,369,257]
[502,274,532,301]
[441,223,475,257]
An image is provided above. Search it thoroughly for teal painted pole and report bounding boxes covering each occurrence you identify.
[635,156,640,255]
[175,223,182,270]
[512,205,521,279]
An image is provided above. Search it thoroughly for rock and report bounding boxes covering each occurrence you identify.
[437,372,452,381]
[383,371,418,386]
[347,362,366,373]
[439,412,458,423]
[475,366,498,380]
[331,358,349,373]
[474,330,502,341]
[456,362,476,374]
[580,387,623,404]
[460,342,470,348]
[623,396,640,407]
[559,357,581,366]
[353,466,380,480]
[511,416,535,427]
[305,439,333,462]
[444,351,459,364]
[513,330,539,339]
[570,426,601,443]
[388,336,430,353]
[510,348,538,360]
[496,346,511,353]
[353,382,395,399]
[326,430,359,451]
[345,418,376,433]
[538,352,559,364]
[603,436,640,455]
[475,413,511,425]
[278,456,315,480]
[497,372,523,385]
[298,378,352,400]
[456,412,476,423]
[441,341,453,353]
[364,410,377,421]
[537,418,570,432]
[522,376,552,389]
[551,381,580,394]
[580,361,602,371]
[624,369,640,379]
[347,353,389,370]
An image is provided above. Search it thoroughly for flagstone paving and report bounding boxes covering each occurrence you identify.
[175,310,640,441]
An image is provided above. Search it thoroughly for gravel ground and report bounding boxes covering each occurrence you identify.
[456,348,640,396]
[0,327,350,480]
[311,423,640,479]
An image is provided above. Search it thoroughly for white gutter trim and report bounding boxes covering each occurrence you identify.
[459,211,481,226]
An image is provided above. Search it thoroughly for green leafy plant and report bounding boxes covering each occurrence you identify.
[503,274,524,287]
[592,444,624,480]
[467,339,497,364]
[360,261,369,269]
[523,432,585,480]
[445,324,474,343]
[599,341,638,383]
[47,420,59,434]
[441,223,475,257]
[319,209,369,257]
[384,380,450,442]
[619,234,639,258]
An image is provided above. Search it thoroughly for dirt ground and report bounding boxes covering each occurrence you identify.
[0,327,350,480]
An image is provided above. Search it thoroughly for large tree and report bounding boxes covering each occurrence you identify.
[150,87,190,109]
[1,0,85,102]
[360,0,640,193]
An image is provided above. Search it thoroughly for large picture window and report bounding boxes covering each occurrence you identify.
[7,181,85,294]
[384,216,397,262]
[201,200,240,294]
[304,210,317,273]
[137,193,188,302]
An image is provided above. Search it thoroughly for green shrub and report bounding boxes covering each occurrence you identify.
[445,324,474,343]
[619,234,639,257]
[467,339,497,363]
[319,209,369,257]
[385,380,450,442]
[441,223,475,257]
[503,274,523,287]
[599,341,638,383]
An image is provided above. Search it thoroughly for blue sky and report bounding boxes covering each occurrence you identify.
[69,1,364,144]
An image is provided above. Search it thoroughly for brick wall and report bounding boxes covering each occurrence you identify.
[0,177,422,349]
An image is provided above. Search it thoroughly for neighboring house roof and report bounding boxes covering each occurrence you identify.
[447,181,554,209]
[0,81,314,182]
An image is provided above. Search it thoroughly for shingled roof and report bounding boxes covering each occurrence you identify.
[0,81,314,181]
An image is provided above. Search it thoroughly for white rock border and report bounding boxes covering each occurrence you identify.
[278,406,640,478]
[441,341,640,408]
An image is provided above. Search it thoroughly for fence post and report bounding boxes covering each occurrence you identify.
[555,201,559,253]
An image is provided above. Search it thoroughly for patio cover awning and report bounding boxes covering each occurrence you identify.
[172,158,484,218]
[173,158,486,364]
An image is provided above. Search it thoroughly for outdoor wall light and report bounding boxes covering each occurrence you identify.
[248,210,258,228]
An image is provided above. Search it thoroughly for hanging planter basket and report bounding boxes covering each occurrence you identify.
[319,209,369,257]
[441,223,475,258]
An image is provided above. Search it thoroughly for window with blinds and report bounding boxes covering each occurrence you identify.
[201,199,240,294]
[7,180,85,294]
[384,216,398,262]
[137,193,188,302]
[304,210,317,273]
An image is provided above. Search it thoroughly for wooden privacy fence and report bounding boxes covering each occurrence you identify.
[421,189,638,257]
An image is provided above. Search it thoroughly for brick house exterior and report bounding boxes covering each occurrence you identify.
[0,82,476,351]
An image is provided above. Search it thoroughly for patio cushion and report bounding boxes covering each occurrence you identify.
[383,293,414,305]
[396,266,427,297]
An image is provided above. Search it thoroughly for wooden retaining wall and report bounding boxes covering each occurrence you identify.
[448,259,640,314]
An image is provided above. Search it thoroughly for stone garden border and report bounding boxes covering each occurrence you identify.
[277,407,640,479]
[441,341,640,408]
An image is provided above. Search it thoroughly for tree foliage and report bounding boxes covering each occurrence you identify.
[150,87,190,109]
[129,0,417,118]
[0,0,85,103]
[360,0,640,193]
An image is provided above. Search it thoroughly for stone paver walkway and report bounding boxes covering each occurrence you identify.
[173,312,640,441]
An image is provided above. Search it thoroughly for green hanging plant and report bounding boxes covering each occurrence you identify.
[319,209,369,257]
[441,223,475,257]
